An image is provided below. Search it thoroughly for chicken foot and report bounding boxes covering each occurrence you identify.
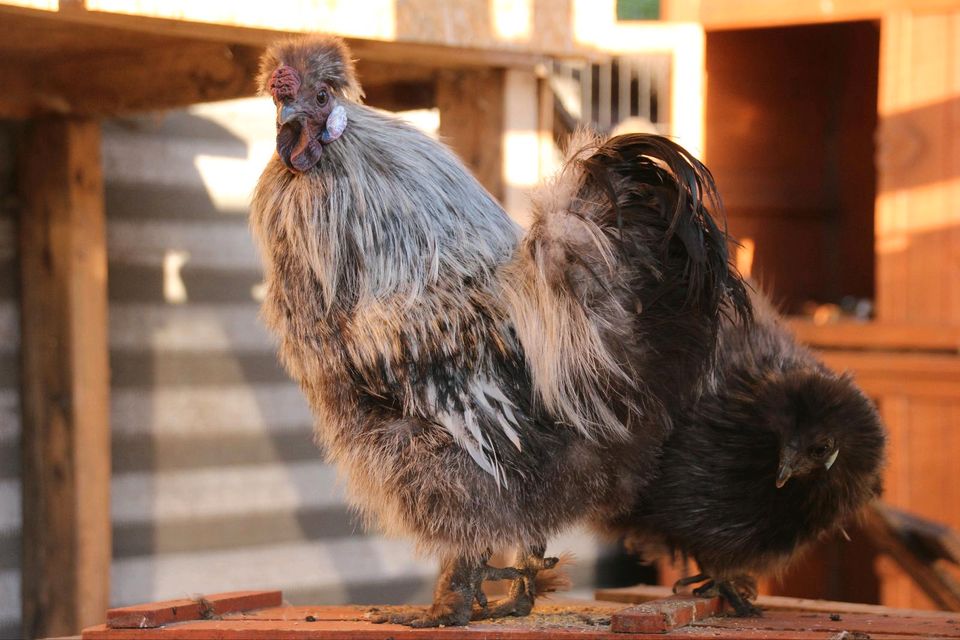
[673,573,761,617]
[472,545,559,621]
[367,547,559,627]
[366,554,488,627]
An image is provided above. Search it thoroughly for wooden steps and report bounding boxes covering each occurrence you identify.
[78,589,960,638]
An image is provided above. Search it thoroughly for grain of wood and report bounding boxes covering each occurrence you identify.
[19,117,111,638]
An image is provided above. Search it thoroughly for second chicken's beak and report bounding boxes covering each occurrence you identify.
[776,443,800,489]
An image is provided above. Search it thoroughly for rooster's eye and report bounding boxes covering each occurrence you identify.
[317,89,329,107]
[808,441,833,458]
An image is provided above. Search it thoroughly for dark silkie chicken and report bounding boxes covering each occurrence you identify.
[250,35,749,627]
[617,289,886,616]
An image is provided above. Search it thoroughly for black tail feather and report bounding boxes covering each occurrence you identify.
[580,133,751,326]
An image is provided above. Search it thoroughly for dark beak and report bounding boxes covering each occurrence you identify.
[278,104,301,126]
[275,103,323,173]
[776,443,800,489]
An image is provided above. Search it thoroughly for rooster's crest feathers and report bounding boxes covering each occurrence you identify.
[258,35,363,102]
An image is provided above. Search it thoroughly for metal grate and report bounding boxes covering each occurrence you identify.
[550,55,671,135]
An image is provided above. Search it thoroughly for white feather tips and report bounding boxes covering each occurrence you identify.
[427,378,523,488]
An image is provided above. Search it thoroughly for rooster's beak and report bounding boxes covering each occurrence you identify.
[279,104,301,126]
[776,442,800,489]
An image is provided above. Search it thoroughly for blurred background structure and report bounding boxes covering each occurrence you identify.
[0,0,958,638]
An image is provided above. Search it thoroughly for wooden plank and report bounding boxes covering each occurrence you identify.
[106,599,201,630]
[237,601,625,622]
[690,610,960,637]
[0,40,261,118]
[0,4,551,69]
[80,603,960,639]
[598,584,960,618]
[107,591,283,628]
[789,320,960,352]
[19,117,111,638]
[812,350,960,399]
[700,0,960,30]
[611,594,724,633]
[437,68,505,201]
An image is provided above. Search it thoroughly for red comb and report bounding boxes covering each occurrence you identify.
[269,65,301,100]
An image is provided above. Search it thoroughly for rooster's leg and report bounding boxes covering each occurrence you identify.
[717,577,761,617]
[472,544,560,620]
[679,574,760,618]
[672,572,710,593]
[367,553,487,627]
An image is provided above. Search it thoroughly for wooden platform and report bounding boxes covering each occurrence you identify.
[77,587,960,639]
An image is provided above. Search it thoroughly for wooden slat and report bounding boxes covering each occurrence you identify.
[690,610,960,638]
[597,584,960,618]
[80,601,960,639]
[789,320,960,352]
[19,117,111,637]
[107,591,282,628]
[0,4,550,69]
[815,350,960,399]
[700,0,960,30]
[0,40,260,118]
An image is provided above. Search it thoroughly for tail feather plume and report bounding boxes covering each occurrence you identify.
[503,132,751,442]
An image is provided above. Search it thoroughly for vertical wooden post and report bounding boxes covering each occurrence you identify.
[437,68,506,202]
[19,117,111,638]
[501,69,542,226]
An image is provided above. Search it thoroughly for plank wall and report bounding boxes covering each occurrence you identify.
[868,7,960,609]
[705,22,879,313]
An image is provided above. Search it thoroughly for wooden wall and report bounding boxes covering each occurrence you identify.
[871,7,960,609]
[875,9,960,325]
[705,22,879,313]
[0,123,21,640]
[706,11,960,611]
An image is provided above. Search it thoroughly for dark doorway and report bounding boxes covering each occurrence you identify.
[706,21,880,316]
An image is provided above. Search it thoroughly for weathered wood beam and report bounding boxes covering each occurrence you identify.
[437,69,505,201]
[0,41,260,118]
[699,0,960,29]
[0,3,549,69]
[19,117,111,639]
[789,320,960,352]
[363,81,436,113]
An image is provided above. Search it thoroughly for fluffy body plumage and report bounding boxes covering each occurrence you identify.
[617,289,886,615]
[250,35,748,626]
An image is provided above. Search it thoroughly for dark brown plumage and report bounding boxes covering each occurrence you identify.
[250,35,749,627]
[616,289,886,616]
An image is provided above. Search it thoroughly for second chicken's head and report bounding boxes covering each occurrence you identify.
[758,369,885,490]
[259,36,362,173]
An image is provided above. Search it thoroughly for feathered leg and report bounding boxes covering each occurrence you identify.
[367,553,487,627]
[472,545,560,620]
